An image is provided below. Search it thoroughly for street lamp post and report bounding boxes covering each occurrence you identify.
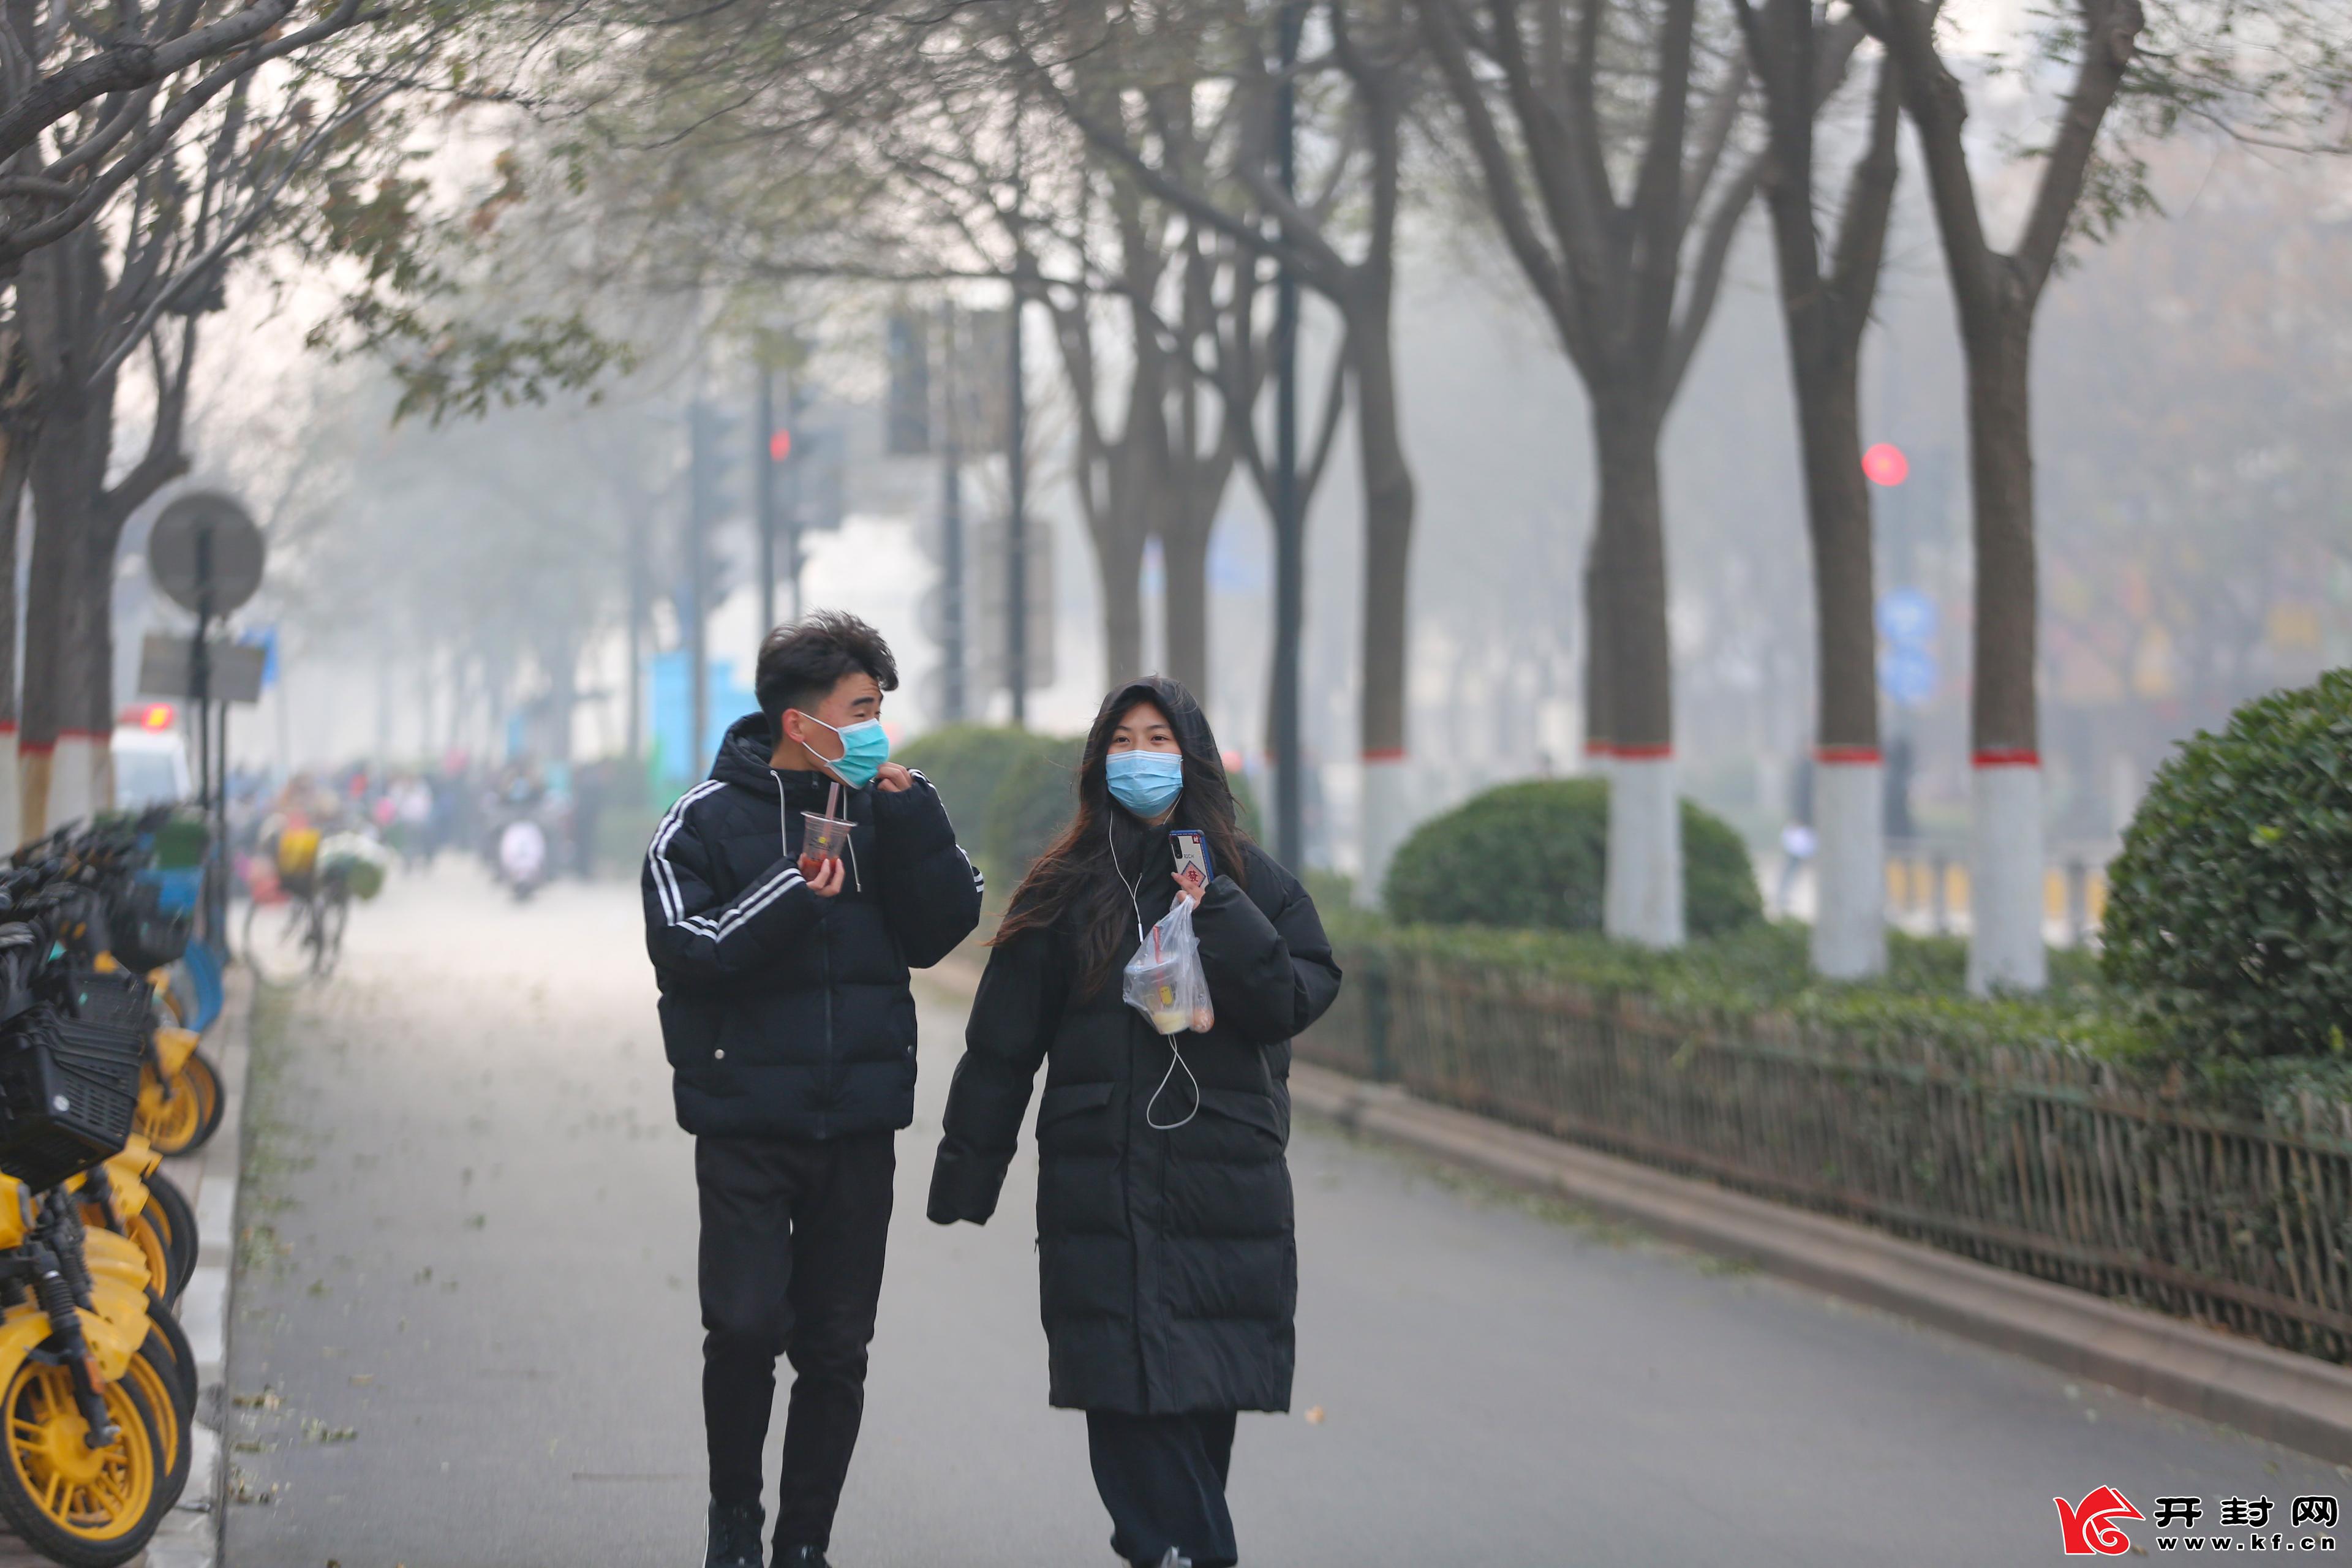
[1270,0,1306,872]
[687,396,712,774]
[1007,281,1029,729]
[756,369,777,635]
[940,303,967,724]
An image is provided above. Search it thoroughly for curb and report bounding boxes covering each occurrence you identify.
[143,957,254,1568]
[919,952,2352,1467]
[1291,1063,2352,1468]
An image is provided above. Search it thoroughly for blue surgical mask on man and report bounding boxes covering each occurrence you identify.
[800,714,891,790]
[1106,750,1185,817]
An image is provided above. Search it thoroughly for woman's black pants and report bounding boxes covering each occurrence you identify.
[1086,1409,1240,1567]
[697,1131,896,1552]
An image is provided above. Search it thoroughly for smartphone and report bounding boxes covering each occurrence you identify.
[1170,829,1213,894]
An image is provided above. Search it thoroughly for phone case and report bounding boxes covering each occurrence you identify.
[1170,829,1213,889]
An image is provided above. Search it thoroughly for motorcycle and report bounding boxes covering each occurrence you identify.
[497,816,549,902]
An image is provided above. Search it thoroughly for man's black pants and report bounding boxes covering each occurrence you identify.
[697,1131,895,1550]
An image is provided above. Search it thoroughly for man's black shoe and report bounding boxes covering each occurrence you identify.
[704,1501,765,1568]
[775,1548,832,1568]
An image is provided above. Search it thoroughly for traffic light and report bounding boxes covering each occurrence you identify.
[886,312,930,456]
[688,401,748,522]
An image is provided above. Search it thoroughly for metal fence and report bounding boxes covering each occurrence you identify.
[1300,947,2352,1363]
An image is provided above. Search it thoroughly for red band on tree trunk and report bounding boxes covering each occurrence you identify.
[1362,747,1406,764]
[1972,748,2040,768]
[1611,743,1673,760]
[1584,741,1615,758]
[17,739,53,755]
[1815,745,1883,765]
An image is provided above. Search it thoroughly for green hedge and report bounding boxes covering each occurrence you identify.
[1319,911,2352,1117]
[898,724,1084,892]
[2103,670,2352,1060]
[1380,777,1762,936]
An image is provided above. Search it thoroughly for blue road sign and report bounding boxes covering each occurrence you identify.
[1877,588,1938,649]
[1880,646,1937,709]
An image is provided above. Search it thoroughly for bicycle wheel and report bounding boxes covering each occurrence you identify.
[143,1053,224,1159]
[123,1333,190,1509]
[311,889,350,979]
[145,1172,198,1300]
[242,894,317,988]
[0,1360,168,1567]
[133,1066,205,1156]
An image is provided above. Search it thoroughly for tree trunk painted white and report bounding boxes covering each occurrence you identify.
[1811,751,1887,978]
[0,726,16,852]
[1357,752,1410,911]
[43,729,99,832]
[1967,757,2046,994]
[1604,750,1684,947]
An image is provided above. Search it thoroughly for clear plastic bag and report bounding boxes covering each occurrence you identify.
[1122,898,1213,1129]
[1122,897,1215,1036]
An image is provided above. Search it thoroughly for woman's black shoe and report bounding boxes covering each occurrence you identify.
[704,1501,765,1568]
[775,1548,833,1568]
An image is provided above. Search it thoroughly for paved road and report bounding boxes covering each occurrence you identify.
[224,866,2345,1567]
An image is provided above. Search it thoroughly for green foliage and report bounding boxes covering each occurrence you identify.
[1338,915,2142,1066]
[984,737,1086,883]
[1380,778,1762,937]
[2102,671,2352,1059]
[897,725,1046,839]
[897,725,1082,889]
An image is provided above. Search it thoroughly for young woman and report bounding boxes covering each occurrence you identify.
[927,676,1342,1568]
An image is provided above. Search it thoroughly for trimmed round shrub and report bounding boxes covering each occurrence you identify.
[984,734,1085,881]
[1381,777,1762,937]
[895,724,1046,834]
[2102,671,2352,1058]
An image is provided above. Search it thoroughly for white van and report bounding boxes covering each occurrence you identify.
[112,704,195,809]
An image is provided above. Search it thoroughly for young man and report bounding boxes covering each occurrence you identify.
[643,611,984,1568]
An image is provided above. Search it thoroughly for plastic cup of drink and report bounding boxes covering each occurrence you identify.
[802,812,854,862]
[1130,957,1191,1035]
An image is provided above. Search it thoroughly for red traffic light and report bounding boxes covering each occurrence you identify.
[120,703,175,731]
[769,429,792,463]
[1862,442,1909,487]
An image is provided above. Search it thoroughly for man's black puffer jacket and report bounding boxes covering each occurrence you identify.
[643,712,984,1140]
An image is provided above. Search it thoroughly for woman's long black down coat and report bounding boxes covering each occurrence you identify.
[927,840,1341,1415]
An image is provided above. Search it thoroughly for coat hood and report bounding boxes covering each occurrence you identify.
[1096,676,1221,766]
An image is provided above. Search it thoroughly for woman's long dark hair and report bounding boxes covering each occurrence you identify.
[993,676,1252,997]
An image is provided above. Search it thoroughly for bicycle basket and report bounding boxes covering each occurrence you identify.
[69,968,157,1039]
[109,876,192,971]
[0,1005,142,1188]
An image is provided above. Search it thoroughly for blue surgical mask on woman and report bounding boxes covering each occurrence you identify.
[801,714,891,790]
[1105,750,1185,817]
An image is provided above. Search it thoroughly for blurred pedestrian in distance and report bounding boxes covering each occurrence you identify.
[1777,821,1817,917]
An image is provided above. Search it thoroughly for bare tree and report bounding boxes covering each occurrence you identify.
[0,0,382,271]
[1852,0,2350,990]
[1020,0,1422,889]
[1729,0,1901,975]
[1417,0,1768,944]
